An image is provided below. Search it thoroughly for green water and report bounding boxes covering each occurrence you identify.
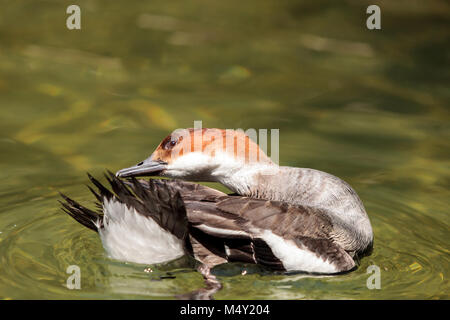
[0,0,449,299]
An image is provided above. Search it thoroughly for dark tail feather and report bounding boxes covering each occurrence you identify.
[87,173,114,200]
[59,193,101,232]
[60,172,189,241]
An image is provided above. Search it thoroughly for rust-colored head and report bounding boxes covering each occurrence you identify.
[151,128,272,164]
[116,128,274,180]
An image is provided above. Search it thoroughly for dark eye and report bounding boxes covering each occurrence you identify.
[164,139,177,149]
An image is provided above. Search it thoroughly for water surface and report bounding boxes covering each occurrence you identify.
[0,0,449,299]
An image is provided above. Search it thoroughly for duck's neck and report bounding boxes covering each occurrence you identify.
[216,164,285,200]
[216,164,359,210]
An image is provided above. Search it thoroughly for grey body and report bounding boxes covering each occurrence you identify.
[220,166,373,257]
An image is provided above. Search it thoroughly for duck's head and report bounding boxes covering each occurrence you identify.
[116,128,274,182]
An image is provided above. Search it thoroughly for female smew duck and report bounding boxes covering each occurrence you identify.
[61,128,373,280]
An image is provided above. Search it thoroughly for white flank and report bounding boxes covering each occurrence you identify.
[98,198,184,265]
[259,230,338,273]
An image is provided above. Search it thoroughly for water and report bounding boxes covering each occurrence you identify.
[0,0,449,299]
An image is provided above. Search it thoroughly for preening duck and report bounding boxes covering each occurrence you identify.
[61,128,373,280]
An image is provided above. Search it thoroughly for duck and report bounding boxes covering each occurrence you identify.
[60,128,373,284]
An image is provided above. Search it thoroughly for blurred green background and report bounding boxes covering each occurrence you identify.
[0,0,448,299]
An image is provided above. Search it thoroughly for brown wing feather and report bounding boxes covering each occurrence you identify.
[216,197,334,239]
[138,179,354,272]
[214,197,355,272]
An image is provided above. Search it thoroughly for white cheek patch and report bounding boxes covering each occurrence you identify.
[169,152,213,169]
[99,198,184,265]
[167,152,246,177]
[166,152,219,180]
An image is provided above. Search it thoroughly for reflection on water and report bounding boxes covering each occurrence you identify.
[0,0,448,299]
